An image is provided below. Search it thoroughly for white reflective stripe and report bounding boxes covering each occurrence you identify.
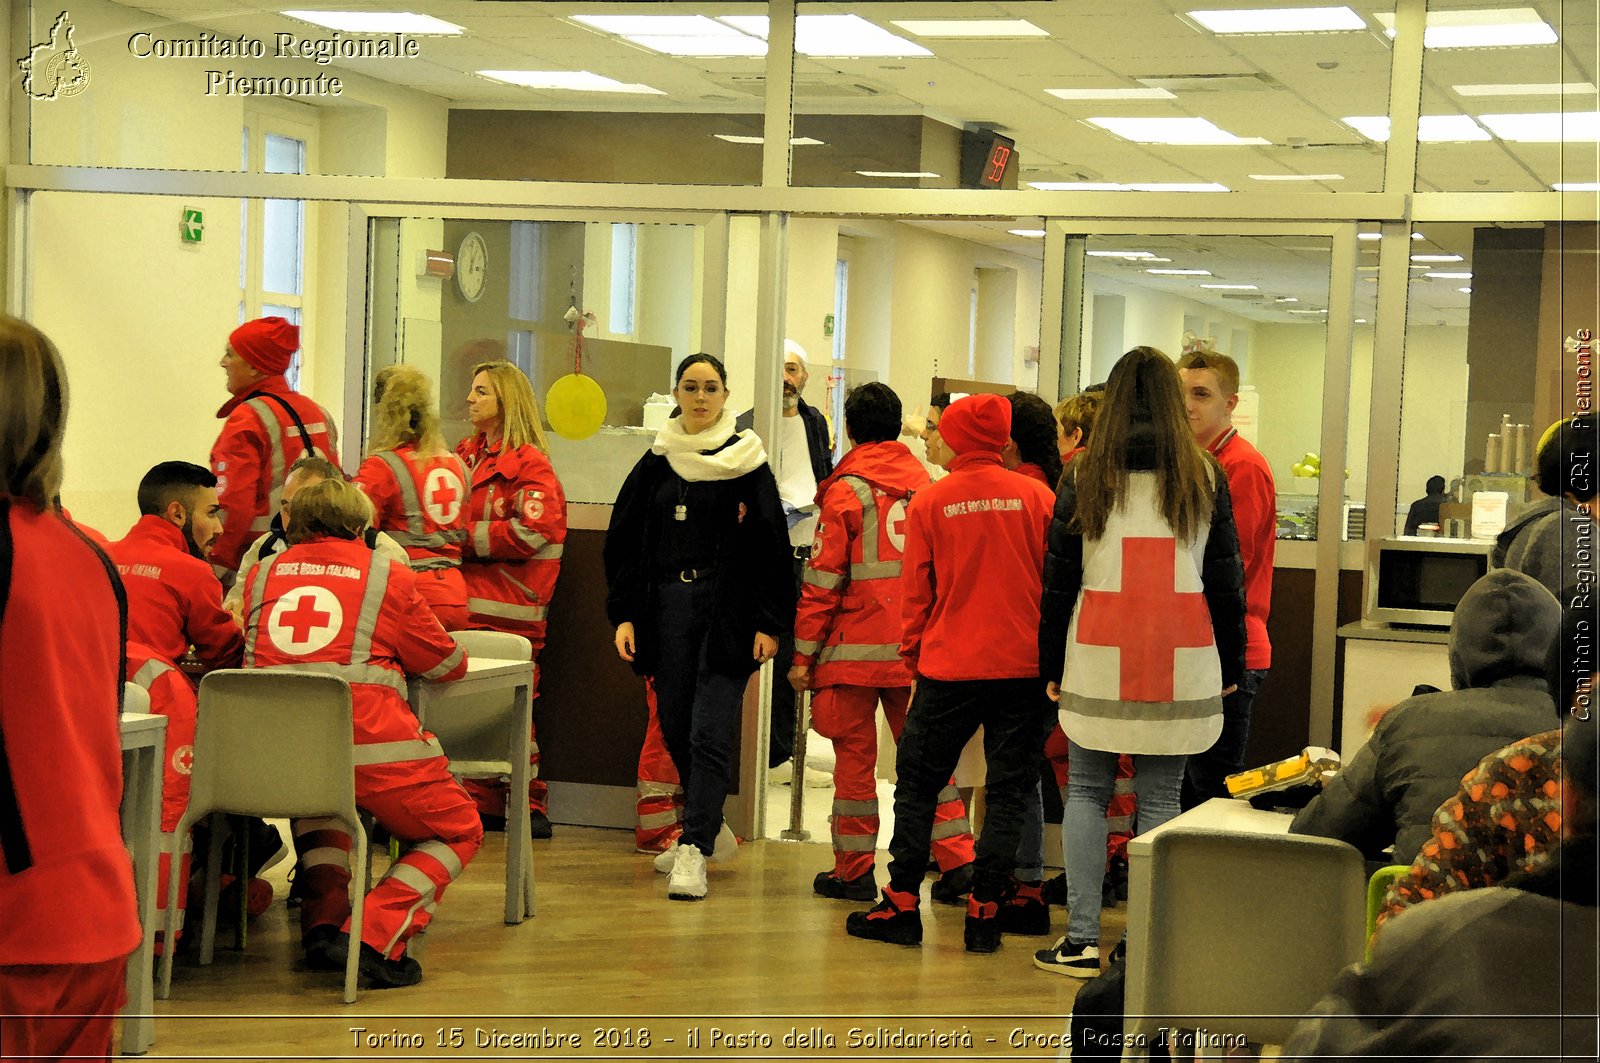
[534,543,563,560]
[637,780,683,798]
[935,785,963,805]
[380,861,438,902]
[850,560,901,580]
[931,818,972,841]
[158,829,192,856]
[353,737,445,766]
[410,555,461,571]
[242,553,285,665]
[841,476,880,566]
[803,568,843,590]
[637,809,680,829]
[421,643,465,680]
[409,839,465,879]
[818,643,900,664]
[382,893,437,958]
[253,660,407,696]
[832,799,877,817]
[794,638,822,655]
[302,422,328,435]
[350,553,392,663]
[377,451,425,537]
[467,597,548,622]
[245,399,289,519]
[390,530,455,549]
[835,834,876,852]
[301,845,350,869]
[510,522,549,553]
[472,523,492,558]
[292,815,344,838]
[132,658,175,689]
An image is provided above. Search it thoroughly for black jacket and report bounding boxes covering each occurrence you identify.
[736,398,834,485]
[604,446,795,679]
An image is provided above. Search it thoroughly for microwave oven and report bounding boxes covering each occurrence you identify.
[1367,536,1493,627]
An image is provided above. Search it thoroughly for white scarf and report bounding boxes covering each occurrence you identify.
[651,409,769,482]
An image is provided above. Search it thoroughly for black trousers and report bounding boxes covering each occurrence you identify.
[886,676,1046,903]
[766,555,806,768]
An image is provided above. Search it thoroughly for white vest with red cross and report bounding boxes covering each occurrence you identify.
[793,475,915,689]
[354,445,470,571]
[1058,472,1224,757]
[240,540,465,765]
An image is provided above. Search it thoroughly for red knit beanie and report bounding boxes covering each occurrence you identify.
[938,393,1012,455]
[229,317,299,375]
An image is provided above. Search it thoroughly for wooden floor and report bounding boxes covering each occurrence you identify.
[144,827,1124,1060]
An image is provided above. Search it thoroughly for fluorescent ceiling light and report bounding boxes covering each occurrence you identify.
[1373,8,1558,49]
[1411,254,1464,262]
[1200,283,1260,289]
[856,170,940,178]
[1341,115,1490,141]
[1356,318,1368,323]
[1147,268,1213,276]
[1087,250,1159,258]
[1028,181,1229,192]
[1426,271,1473,279]
[627,34,766,56]
[1478,111,1600,143]
[1187,6,1367,34]
[1413,232,1424,239]
[478,70,664,94]
[1276,297,1299,302]
[1287,308,1328,314]
[1087,116,1269,145]
[1046,87,1175,101]
[1458,287,1473,293]
[571,14,731,35]
[1357,232,1382,240]
[1008,229,1048,238]
[720,15,932,58]
[1249,173,1345,181]
[891,19,1048,38]
[282,10,463,34]
[1556,183,1600,191]
[713,134,825,146]
[1453,82,1595,97]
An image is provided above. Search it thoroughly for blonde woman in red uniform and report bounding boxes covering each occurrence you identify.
[355,365,471,631]
[455,359,567,837]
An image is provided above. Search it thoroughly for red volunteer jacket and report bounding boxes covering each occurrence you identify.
[108,514,244,670]
[354,445,471,570]
[211,376,340,572]
[241,537,467,781]
[899,452,1055,681]
[793,440,929,689]
[0,502,140,964]
[1209,428,1275,670]
[454,434,567,650]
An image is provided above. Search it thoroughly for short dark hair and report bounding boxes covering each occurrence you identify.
[1426,475,1447,495]
[844,382,902,444]
[1536,416,1598,501]
[929,391,953,412]
[137,461,216,517]
[675,352,727,388]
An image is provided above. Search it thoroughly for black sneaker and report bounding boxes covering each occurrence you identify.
[1033,936,1101,978]
[845,887,922,946]
[964,896,1002,953]
[358,942,423,989]
[302,926,346,972]
[528,810,554,840]
[814,869,876,901]
[1102,854,1129,908]
[997,880,1051,936]
[1041,872,1068,908]
[929,862,973,906]
[479,812,507,833]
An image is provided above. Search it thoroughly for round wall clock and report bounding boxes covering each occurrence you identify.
[456,230,488,303]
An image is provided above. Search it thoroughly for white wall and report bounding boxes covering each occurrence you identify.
[1397,324,1471,498]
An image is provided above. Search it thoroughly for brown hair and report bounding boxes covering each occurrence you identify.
[472,360,550,454]
[368,364,446,457]
[1055,391,1103,446]
[1176,348,1241,397]
[0,317,68,507]
[1073,346,1215,541]
[286,477,373,544]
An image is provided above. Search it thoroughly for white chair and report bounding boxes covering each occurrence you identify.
[1130,828,1366,1049]
[123,681,151,715]
[434,630,535,922]
[158,670,366,1004]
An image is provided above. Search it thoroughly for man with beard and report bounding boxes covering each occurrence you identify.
[738,340,835,781]
[107,462,257,943]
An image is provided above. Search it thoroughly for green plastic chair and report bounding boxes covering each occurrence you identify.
[1365,863,1410,959]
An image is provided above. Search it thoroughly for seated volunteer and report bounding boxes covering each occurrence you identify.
[241,477,480,988]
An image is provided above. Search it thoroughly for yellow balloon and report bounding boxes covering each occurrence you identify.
[546,373,607,440]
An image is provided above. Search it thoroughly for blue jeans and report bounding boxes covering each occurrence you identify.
[1064,741,1186,944]
[1181,668,1269,810]
[650,578,746,856]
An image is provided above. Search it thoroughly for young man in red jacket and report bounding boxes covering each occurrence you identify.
[107,461,248,935]
[242,477,480,988]
[846,393,1055,954]
[1177,350,1276,806]
[789,382,976,902]
[210,316,340,581]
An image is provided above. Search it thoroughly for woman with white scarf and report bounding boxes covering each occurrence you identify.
[604,353,794,902]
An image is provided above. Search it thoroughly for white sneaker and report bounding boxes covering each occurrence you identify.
[654,823,737,872]
[667,843,708,901]
[771,759,834,788]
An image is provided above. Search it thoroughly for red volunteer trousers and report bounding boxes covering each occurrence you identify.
[413,568,469,634]
[811,684,976,880]
[294,758,483,960]
[634,678,684,853]
[0,956,127,1062]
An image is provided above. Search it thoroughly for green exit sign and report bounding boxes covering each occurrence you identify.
[180,208,204,243]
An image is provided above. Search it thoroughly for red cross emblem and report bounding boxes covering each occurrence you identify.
[267,587,344,656]
[522,490,545,523]
[885,499,909,553]
[172,744,194,775]
[810,523,824,560]
[424,467,464,525]
[1075,538,1213,702]
[493,497,507,519]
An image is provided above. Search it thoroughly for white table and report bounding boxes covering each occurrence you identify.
[408,658,535,924]
[1122,798,1291,1054]
[119,711,167,1056]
